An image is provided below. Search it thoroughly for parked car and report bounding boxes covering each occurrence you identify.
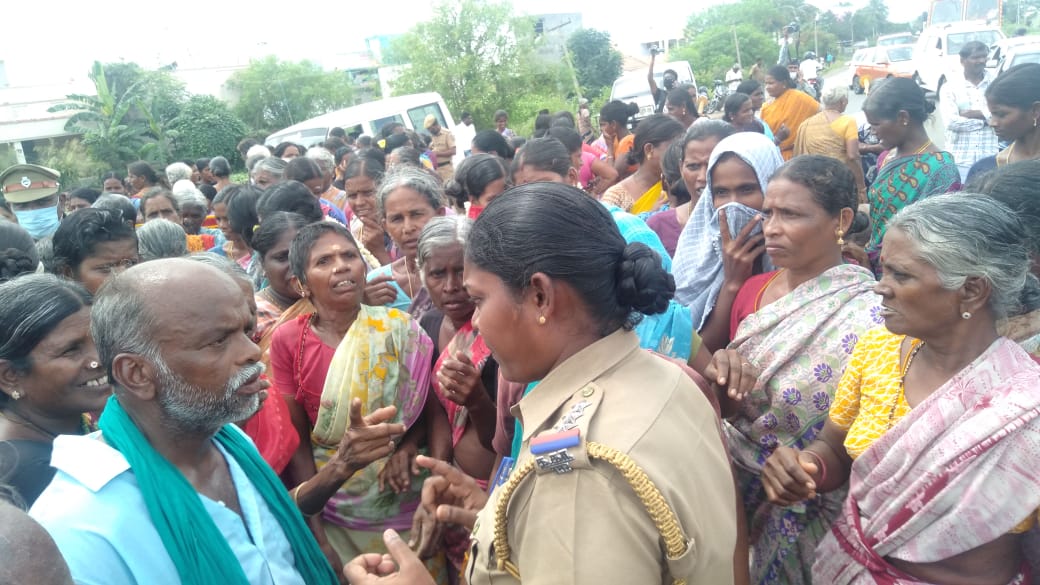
[913,22,1005,93]
[609,61,696,121]
[988,35,1040,73]
[877,32,916,46]
[846,47,874,91]
[265,92,454,148]
[853,45,916,94]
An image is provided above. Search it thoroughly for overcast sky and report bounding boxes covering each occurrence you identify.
[1,0,925,86]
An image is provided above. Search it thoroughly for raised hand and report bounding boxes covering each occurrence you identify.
[343,529,435,585]
[331,399,405,479]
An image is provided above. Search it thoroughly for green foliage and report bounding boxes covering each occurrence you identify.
[387,0,569,130]
[227,56,355,137]
[48,61,188,171]
[169,95,248,171]
[566,29,623,98]
[673,24,776,90]
[35,138,106,189]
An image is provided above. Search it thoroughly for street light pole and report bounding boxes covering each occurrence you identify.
[815,15,820,57]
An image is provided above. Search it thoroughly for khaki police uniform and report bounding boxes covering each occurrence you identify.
[425,116,456,183]
[0,164,61,204]
[466,330,736,585]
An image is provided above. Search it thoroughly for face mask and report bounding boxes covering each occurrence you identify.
[13,206,60,239]
[790,70,798,80]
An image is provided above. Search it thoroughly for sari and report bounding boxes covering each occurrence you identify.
[865,151,960,261]
[813,337,1040,584]
[761,88,820,160]
[725,264,883,585]
[431,321,493,455]
[793,111,857,163]
[311,304,433,532]
[601,180,665,214]
[673,132,783,327]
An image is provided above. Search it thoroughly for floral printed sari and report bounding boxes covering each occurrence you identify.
[725,264,882,584]
[312,304,433,531]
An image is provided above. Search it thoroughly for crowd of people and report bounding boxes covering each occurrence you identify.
[0,51,1039,585]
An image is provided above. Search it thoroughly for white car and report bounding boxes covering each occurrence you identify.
[912,23,1005,93]
[989,35,1040,73]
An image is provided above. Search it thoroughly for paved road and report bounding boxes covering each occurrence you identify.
[827,68,947,149]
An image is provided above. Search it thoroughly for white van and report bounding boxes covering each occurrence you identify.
[609,61,696,121]
[912,23,1005,92]
[265,92,455,147]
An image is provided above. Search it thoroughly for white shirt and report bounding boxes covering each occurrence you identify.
[31,431,305,585]
[800,59,820,80]
[452,121,477,166]
[726,69,743,89]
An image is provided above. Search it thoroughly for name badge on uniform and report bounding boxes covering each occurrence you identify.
[490,456,515,494]
[531,428,581,474]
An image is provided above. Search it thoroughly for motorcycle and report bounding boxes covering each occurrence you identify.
[705,79,729,115]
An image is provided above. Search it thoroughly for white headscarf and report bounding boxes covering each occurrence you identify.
[672,132,784,329]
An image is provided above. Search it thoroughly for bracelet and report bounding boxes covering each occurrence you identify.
[291,484,320,518]
[801,450,827,486]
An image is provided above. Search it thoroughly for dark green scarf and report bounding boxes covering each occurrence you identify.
[98,396,337,584]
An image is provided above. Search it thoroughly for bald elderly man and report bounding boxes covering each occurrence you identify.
[30,259,341,584]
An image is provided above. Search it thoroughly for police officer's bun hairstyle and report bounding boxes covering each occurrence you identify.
[985,63,1040,110]
[467,182,674,336]
[627,114,685,166]
[864,77,935,124]
[53,208,137,276]
[443,153,509,208]
[767,65,797,89]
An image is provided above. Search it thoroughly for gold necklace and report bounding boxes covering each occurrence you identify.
[403,259,416,298]
[888,338,924,429]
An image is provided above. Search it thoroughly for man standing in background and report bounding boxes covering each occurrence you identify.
[453,111,476,167]
[939,41,998,181]
[425,115,456,183]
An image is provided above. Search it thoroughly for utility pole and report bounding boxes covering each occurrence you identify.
[732,27,743,68]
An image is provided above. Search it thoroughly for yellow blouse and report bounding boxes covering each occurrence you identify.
[830,325,1036,533]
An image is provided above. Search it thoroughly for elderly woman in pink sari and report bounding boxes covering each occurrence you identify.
[762,192,1040,585]
[704,156,882,584]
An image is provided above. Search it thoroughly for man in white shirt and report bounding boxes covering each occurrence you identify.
[726,64,743,91]
[453,111,476,167]
[939,41,998,181]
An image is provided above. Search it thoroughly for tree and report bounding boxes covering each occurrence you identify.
[566,29,623,100]
[169,95,248,170]
[227,57,355,137]
[48,61,148,170]
[674,24,776,90]
[387,0,569,129]
[36,138,106,189]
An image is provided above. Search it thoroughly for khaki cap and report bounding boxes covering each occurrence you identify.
[0,164,61,204]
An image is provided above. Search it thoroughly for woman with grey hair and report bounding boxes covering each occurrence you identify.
[164,162,193,185]
[407,215,500,568]
[136,219,188,262]
[251,157,287,191]
[792,85,867,201]
[364,166,445,318]
[761,192,1040,585]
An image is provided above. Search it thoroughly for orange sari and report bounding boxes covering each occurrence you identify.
[762,89,820,160]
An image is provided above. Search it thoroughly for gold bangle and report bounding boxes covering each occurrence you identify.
[291,484,320,518]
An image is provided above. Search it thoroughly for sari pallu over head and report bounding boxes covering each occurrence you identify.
[724,264,883,585]
[312,304,433,531]
[673,132,783,328]
[814,337,1040,585]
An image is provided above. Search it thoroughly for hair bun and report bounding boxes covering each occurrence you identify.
[0,248,36,282]
[615,243,674,316]
[924,98,937,115]
[848,210,870,235]
[626,102,640,117]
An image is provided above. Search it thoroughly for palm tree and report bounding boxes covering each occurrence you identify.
[47,61,148,170]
